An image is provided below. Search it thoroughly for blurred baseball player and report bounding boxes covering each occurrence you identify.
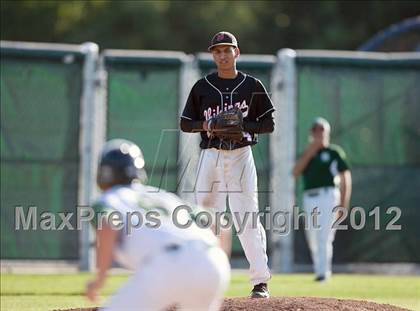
[293,117,352,281]
[85,139,230,310]
[180,31,274,298]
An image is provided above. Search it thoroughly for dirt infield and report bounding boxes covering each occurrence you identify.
[57,297,409,311]
[221,297,409,310]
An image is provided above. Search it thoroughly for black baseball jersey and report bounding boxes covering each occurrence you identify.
[181,71,275,150]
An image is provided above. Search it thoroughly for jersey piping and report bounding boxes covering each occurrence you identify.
[205,73,247,112]
[204,76,224,111]
[229,74,247,107]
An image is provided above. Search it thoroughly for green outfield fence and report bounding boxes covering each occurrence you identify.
[103,50,186,193]
[293,51,420,264]
[1,41,419,271]
[1,43,86,259]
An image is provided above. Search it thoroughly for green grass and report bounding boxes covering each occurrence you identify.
[1,272,419,310]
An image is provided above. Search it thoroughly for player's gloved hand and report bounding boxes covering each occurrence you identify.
[207,118,217,132]
[207,107,244,142]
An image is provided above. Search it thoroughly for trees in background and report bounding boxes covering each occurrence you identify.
[1,1,418,53]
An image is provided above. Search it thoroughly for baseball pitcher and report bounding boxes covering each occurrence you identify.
[180,31,274,298]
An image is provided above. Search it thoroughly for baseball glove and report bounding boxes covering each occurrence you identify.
[208,107,244,142]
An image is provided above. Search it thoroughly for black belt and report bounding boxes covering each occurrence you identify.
[306,189,320,197]
[305,187,336,197]
[164,243,181,252]
[165,241,215,253]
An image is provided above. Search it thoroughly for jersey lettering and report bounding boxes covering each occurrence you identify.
[203,100,249,120]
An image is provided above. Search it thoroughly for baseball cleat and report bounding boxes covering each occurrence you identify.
[315,275,327,282]
[249,283,269,299]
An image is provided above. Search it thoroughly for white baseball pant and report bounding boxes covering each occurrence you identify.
[303,186,340,278]
[102,241,230,311]
[195,146,271,285]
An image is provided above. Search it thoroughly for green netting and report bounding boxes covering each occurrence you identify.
[105,62,181,192]
[1,56,82,259]
[199,60,274,255]
[294,58,420,263]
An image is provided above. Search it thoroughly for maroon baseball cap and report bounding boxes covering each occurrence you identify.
[208,31,238,51]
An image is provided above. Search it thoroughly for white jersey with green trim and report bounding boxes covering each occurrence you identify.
[92,183,217,270]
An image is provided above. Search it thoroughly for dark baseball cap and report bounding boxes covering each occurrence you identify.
[208,31,238,51]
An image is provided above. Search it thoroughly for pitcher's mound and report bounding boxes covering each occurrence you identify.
[221,297,408,310]
[58,297,408,311]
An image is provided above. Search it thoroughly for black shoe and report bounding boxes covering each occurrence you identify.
[315,275,326,282]
[250,283,269,298]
